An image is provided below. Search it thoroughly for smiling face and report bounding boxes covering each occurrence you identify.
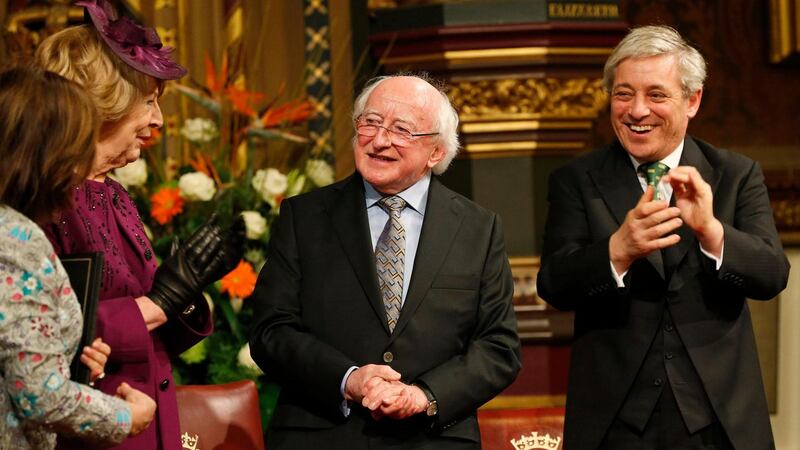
[92,90,163,179]
[353,77,445,195]
[610,54,702,163]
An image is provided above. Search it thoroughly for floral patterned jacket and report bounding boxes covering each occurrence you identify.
[0,205,131,450]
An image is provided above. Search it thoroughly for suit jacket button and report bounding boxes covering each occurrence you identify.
[653,378,663,387]
[383,352,394,363]
[160,379,170,391]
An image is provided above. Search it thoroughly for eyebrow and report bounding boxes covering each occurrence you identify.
[363,110,417,128]
[613,83,670,91]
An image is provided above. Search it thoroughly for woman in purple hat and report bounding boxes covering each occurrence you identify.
[34,1,245,449]
[0,65,156,450]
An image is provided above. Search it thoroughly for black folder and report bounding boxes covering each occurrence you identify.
[60,252,104,385]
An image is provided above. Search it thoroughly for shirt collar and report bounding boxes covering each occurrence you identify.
[364,172,431,215]
[628,138,684,172]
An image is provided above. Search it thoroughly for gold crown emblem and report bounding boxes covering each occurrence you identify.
[510,431,562,450]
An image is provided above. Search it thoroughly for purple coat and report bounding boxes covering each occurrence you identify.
[40,178,212,450]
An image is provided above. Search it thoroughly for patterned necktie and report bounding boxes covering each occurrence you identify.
[375,195,407,332]
[639,161,670,200]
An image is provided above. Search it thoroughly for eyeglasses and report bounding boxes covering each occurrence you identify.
[355,117,439,146]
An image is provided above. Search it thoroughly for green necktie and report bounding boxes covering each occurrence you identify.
[639,162,670,200]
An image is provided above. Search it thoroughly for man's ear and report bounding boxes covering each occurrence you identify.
[686,88,703,119]
[427,145,446,169]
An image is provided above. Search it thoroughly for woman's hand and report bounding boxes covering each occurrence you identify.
[134,296,168,331]
[80,337,110,383]
[117,382,156,436]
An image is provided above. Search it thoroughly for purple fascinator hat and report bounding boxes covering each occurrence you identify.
[76,0,187,80]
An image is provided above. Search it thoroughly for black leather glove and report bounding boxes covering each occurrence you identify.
[148,214,245,319]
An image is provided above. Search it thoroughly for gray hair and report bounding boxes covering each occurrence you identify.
[352,74,460,175]
[603,25,707,98]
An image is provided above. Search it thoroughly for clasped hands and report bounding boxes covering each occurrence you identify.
[344,364,429,421]
[610,165,724,274]
[80,338,156,436]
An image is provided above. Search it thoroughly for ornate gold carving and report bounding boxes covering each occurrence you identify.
[3,3,83,61]
[772,199,800,229]
[450,78,608,121]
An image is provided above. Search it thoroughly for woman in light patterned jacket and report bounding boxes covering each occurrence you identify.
[0,66,156,449]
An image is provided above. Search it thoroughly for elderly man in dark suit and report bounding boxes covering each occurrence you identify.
[537,25,789,450]
[249,74,521,449]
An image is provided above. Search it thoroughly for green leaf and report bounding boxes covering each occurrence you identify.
[217,296,245,342]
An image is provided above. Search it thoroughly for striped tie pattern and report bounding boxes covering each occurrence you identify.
[639,161,670,200]
[375,196,407,332]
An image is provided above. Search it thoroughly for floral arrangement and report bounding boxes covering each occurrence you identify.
[113,55,335,426]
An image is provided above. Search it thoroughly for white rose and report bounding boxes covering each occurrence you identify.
[180,117,218,143]
[251,168,288,205]
[305,159,335,187]
[178,172,216,201]
[241,211,267,240]
[237,343,263,374]
[112,158,148,188]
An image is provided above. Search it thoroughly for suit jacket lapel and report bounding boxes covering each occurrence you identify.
[327,173,390,334]
[588,142,665,279]
[389,177,464,342]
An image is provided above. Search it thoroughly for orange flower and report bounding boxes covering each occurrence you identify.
[189,152,222,187]
[261,99,314,128]
[204,53,228,96]
[225,85,265,117]
[150,187,184,225]
[220,260,258,299]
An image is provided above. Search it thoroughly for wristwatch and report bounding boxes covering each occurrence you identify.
[418,384,438,417]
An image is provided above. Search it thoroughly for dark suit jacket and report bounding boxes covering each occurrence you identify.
[249,172,521,449]
[536,137,789,450]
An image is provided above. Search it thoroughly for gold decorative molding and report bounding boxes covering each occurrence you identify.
[481,394,567,410]
[381,46,614,69]
[461,120,593,134]
[450,77,608,122]
[462,141,584,159]
[769,0,800,63]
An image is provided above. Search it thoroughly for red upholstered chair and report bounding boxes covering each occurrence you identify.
[478,407,565,450]
[176,380,265,450]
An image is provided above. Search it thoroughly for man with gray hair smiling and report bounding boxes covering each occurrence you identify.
[537,25,789,450]
[249,74,521,449]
